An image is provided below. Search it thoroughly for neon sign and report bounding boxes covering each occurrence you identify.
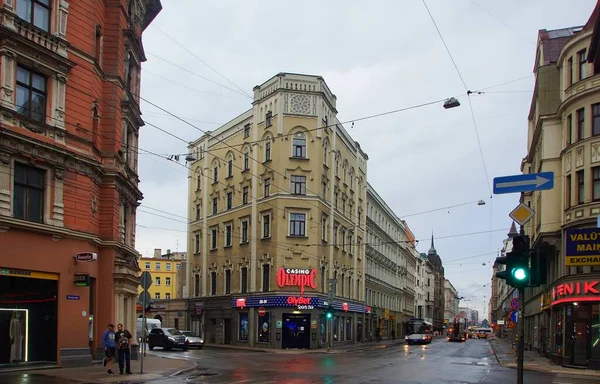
[276,268,317,294]
[551,280,600,305]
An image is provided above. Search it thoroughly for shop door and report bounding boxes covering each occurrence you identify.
[223,319,232,344]
[567,304,591,366]
[282,314,310,349]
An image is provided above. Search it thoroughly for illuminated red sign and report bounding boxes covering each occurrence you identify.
[342,303,349,312]
[276,268,317,294]
[552,280,600,305]
[236,298,246,309]
[287,296,311,306]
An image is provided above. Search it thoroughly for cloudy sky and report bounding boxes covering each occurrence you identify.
[134,0,597,319]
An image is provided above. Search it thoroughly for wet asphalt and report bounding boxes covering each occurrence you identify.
[3,338,600,383]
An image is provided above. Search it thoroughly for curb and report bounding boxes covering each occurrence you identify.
[167,360,198,377]
[488,342,504,366]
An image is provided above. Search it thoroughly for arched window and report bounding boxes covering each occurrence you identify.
[292,132,306,158]
[243,148,249,170]
[213,164,218,183]
[265,138,271,161]
[227,155,233,177]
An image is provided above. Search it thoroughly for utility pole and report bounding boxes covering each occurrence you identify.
[516,224,526,384]
[327,278,336,351]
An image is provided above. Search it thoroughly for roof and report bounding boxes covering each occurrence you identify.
[534,26,584,71]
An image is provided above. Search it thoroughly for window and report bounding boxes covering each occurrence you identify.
[321,266,326,292]
[322,182,327,199]
[266,111,272,127]
[196,174,201,191]
[242,186,249,204]
[211,228,218,249]
[577,108,585,140]
[16,66,46,122]
[227,192,233,210]
[262,264,270,292]
[333,224,338,246]
[577,170,585,204]
[244,124,250,138]
[321,216,327,241]
[212,197,217,214]
[95,25,103,65]
[155,263,161,270]
[241,267,248,294]
[263,213,271,238]
[196,204,201,220]
[244,150,249,170]
[292,133,307,158]
[13,163,44,223]
[291,175,306,195]
[227,158,233,177]
[225,224,233,246]
[265,141,271,161]
[579,49,587,81]
[165,277,171,286]
[341,229,346,251]
[323,144,328,165]
[213,166,218,183]
[154,293,160,299]
[225,269,231,294]
[165,293,171,300]
[568,56,574,86]
[334,192,338,209]
[342,197,346,215]
[567,114,572,145]
[194,233,200,253]
[166,263,171,271]
[593,167,600,201]
[241,220,249,243]
[194,274,200,296]
[290,213,306,236]
[16,0,50,31]
[155,277,161,286]
[211,272,217,296]
[264,178,271,197]
[593,104,600,136]
[145,262,150,269]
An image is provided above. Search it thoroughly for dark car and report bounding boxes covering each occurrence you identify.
[148,328,189,351]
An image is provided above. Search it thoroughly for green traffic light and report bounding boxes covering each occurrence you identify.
[326,312,332,319]
[512,267,527,281]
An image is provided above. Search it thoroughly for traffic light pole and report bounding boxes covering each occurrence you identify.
[517,286,524,384]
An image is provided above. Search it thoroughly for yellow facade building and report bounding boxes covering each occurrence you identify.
[138,249,185,302]
[185,73,369,349]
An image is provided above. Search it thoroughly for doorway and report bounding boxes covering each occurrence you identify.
[282,314,310,349]
[566,303,591,367]
[223,319,232,344]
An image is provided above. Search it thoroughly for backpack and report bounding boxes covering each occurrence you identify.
[117,332,129,349]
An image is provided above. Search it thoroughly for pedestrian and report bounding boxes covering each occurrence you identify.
[101,323,116,374]
[115,323,133,375]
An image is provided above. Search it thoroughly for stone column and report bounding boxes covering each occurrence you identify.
[0,152,11,217]
[53,168,64,227]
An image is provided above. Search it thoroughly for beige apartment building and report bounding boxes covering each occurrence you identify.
[184,73,369,349]
[520,2,600,369]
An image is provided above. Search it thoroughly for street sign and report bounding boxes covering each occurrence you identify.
[493,172,554,195]
[497,319,505,325]
[138,291,151,305]
[258,307,266,316]
[75,252,97,262]
[507,321,516,329]
[140,271,152,290]
[509,310,518,323]
[511,297,519,310]
[509,203,535,226]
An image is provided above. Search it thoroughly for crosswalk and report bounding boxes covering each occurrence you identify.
[553,374,600,384]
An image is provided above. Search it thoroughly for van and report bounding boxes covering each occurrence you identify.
[476,328,493,339]
[136,318,162,343]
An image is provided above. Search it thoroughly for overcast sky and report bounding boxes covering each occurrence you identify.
[134,0,597,319]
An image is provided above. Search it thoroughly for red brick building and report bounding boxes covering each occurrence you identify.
[0,0,161,367]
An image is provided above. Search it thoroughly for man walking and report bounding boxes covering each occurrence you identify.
[101,324,116,374]
[115,323,133,375]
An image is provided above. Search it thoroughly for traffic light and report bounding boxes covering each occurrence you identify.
[325,306,334,320]
[495,235,531,288]
[529,249,547,287]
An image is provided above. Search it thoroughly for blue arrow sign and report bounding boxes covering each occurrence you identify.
[493,172,554,195]
[509,310,518,323]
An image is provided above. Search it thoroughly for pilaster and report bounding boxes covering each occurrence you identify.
[0,151,11,216]
[0,49,16,111]
[53,168,64,226]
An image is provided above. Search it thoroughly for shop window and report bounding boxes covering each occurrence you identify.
[592,304,600,360]
[257,312,270,343]
[555,310,563,354]
[239,313,249,341]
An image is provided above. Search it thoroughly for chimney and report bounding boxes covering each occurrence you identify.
[154,249,161,258]
[166,249,171,255]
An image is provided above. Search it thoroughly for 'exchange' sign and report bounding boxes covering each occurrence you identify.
[565,228,600,266]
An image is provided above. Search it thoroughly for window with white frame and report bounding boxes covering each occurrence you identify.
[155,263,161,270]
[165,277,171,286]
[289,213,306,236]
[166,263,171,271]
[292,133,306,158]
[165,293,171,300]
[155,277,161,286]
[145,262,150,269]
[155,292,161,299]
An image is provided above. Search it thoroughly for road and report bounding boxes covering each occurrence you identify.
[3,338,600,383]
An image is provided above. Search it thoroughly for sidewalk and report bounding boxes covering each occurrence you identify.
[10,354,196,384]
[489,338,600,377]
[203,338,408,354]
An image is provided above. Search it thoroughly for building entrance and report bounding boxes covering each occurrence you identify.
[0,270,58,365]
[282,313,310,349]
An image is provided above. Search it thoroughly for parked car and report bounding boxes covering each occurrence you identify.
[148,328,189,351]
[180,330,204,349]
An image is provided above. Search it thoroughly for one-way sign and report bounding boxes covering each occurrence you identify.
[493,172,554,195]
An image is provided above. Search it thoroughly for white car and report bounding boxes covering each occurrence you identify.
[181,330,204,349]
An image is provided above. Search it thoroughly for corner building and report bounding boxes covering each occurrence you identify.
[187,73,369,349]
[0,0,161,366]
[521,2,600,369]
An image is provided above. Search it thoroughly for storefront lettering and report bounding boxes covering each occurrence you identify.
[552,280,600,304]
[276,268,317,294]
[287,296,311,306]
[297,305,314,310]
[236,298,246,309]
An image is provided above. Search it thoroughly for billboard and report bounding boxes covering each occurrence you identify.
[565,228,600,267]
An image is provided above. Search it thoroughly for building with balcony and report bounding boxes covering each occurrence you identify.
[444,279,459,324]
[185,73,369,349]
[0,0,162,366]
[520,1,600,368]
[365,183,416,340]
[137,249,185,303]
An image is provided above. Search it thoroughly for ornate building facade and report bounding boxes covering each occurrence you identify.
[0,0,161,366]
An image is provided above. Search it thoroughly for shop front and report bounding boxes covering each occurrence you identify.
[550,276,600,369]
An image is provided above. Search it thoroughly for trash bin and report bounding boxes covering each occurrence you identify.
[130,344,139,361]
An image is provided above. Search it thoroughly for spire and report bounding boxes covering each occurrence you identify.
[508,221,519,238]
[428,232,437,256]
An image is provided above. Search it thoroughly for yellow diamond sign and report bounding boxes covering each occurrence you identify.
[509,203,535,226]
